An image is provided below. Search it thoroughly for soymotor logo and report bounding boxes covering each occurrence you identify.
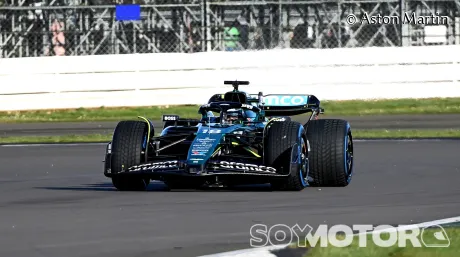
[250,224,450,248]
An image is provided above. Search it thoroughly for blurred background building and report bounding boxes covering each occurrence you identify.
[0,0,459,58]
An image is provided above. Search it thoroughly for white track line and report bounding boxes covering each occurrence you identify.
[199,215,460,257]
[198,245,286,257]
[358,215,460,235]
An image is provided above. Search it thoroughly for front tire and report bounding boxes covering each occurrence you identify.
[264,121,309,191]
[110,121,151,191]
[305,119,353,187]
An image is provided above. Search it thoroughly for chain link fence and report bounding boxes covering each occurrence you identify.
[1,0,460,58]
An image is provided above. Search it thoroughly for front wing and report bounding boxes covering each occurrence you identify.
[104,160,289,178]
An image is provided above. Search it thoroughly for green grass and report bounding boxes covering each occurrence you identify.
[354,129,460,138]
[301,227,459,257]
[1,129,459,144]
[0,97,459,123]
[321,97,460,116]
[0,134,114,144]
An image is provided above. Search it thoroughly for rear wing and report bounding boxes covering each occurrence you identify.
[252,94,324,116]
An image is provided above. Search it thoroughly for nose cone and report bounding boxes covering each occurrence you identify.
[186,127,225,166]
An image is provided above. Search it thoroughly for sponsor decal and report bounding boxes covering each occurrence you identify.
[211,161,277,173]
[190,158,203,164]
[191,151,206,156]
[162,115,179,121]
[201,129,222,134]
[271,117,287,122]
[264,95,309,106]
[190,137,217,156]
[241,104,253,109]
[128,160,178,171]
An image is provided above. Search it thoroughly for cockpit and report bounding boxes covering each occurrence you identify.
[203,108,257,125]
[199,101,261,125]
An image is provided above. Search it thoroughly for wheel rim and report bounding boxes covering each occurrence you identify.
[300,138,308,186]
[141,134,148,163]
[142,135,147,150]
[345,133,353,178]
[141,133,149,186]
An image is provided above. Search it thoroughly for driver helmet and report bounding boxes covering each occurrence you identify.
[244,110,257,121]
[226,109,244,124]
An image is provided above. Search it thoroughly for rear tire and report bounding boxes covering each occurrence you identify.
[264,121,309,191]
[111,121,151,191]
[305,119,353,187]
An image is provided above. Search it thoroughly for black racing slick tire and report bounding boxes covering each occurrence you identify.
[264,121,309,191]
[305,119,353,187]
[110,121,151,191]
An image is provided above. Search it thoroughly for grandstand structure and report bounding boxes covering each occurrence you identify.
[0,0,459,58]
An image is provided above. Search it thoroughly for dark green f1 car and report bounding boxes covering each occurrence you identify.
[103,81,354,191]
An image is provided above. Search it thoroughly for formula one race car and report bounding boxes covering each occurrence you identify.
[103,81,354,191]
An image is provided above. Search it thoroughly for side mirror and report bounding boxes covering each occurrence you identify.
[258,91,264,107]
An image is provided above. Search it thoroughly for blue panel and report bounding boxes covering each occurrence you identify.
[187,124,243,166]
[116,5,141,21]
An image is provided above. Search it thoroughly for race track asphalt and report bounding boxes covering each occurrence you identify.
[1,114,460,137]
[0,140,459,257]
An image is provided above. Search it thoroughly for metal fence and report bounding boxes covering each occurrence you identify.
[1,0,460,58]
